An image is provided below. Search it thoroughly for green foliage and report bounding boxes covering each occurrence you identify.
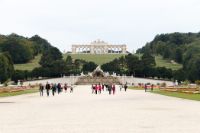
[1,39,33,63]
[82,62,98,72]
[39,47,63,67]
[0,33,53,64]
[0,53,14,83]
[66,55,73,65]
[29,35,52,54]
[137,32,200,82]
[11,70,30,83]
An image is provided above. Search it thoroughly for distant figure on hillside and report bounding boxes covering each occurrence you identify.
[45,82,51,96]
[39,83,44,96]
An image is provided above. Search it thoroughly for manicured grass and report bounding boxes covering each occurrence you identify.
[128,86,144,90]
[64,54,125,65]
[152,89,200,101]
[14,54,41,71]
[0,88,38,97]
[155,55,182,70]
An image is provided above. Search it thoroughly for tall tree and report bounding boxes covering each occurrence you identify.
[39,47,62,67]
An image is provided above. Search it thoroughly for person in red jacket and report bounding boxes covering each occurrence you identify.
[98,83,102,94]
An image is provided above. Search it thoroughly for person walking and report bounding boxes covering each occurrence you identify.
[92,84,95,94]
[70,86,73,93]
[144,84,147,92]
[39,83,44,96]
[45,82,51,97]
[64,83,68,93]
[108,84,112,95]
[151,84,154,91]
[124,83,128,92]
[95,84,98,94]
[57,83,62,94]
[52,83,57,96]
[112,84,116,95]
[98,84,102,94]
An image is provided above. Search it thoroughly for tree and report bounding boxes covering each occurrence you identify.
[141,52,156,67]
[175,48,183,63]
[0,53,14,83]
[39,47,63,67]
[66,55,73,65]
[82,62,97,72]
[1,39,33,63]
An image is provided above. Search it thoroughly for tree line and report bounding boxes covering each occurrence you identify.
[136,32,200,82]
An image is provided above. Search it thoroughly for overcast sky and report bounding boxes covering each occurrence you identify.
[0,0,200,52]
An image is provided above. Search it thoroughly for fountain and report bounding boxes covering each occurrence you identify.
[75,66,121,85]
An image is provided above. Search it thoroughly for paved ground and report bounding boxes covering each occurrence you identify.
[0,85,200,133]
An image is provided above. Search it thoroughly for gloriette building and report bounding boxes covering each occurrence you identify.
[71,39,127,54]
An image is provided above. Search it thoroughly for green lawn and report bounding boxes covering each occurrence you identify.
[64,54,125,65]
[155,55,182,70]
[0,88,38,97]
[152,89,200,101]
[128,86,144,90]
[14,54,41,71]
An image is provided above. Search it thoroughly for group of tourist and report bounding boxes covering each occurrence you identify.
[39,82,73,97]
[91,83,126,95]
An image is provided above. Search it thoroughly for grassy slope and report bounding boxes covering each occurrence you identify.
[13,54,182,71]
[64,54,125,65]
[155,55,182,70]
[14,54,41,71]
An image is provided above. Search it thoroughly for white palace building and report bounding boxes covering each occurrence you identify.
[71,39,127,54]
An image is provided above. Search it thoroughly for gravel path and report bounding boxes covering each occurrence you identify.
[0,85,200,133]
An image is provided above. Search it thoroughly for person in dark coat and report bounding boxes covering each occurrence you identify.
[108,84,112,95]
[57,83,62,94]
[39,83,44,96]
[144,84,147,92]
[45,82,51,96]
[124,84,128,92]
[52,83,57,96]
[95,84,98,94]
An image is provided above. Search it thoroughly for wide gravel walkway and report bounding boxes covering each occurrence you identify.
[0,85,200,133]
